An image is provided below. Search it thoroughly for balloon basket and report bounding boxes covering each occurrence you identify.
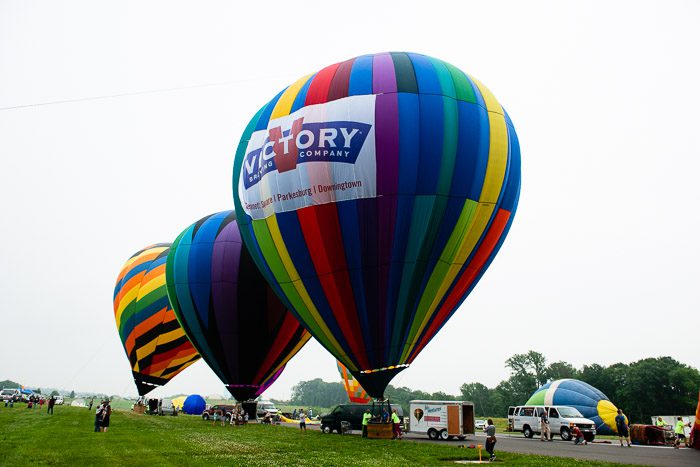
[367,422,394,439]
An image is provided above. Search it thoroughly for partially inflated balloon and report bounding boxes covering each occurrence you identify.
[165,211,311,401]
[691,389,700,449]
[233,52,521,398]
[526,379,620,435]
[337,360,370,403]
[113,244,200,395]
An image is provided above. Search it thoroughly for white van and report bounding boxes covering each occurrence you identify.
[512,405,596,441]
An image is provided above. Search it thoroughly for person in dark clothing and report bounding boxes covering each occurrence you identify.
[484,419,497,462]
[100,400,112,432]
[615,409,631,447]
[94,402,104,432]
[47,396,55,414]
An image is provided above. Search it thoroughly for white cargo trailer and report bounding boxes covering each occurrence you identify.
[409,400,475,440]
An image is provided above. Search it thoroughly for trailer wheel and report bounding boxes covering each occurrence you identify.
[457,435,466,440]
[440,430,449,440]
[428,428,439,440]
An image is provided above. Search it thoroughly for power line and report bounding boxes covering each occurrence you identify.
[0,76,275,111]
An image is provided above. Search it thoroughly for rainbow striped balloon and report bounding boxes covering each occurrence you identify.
[233,52,521,398]
[165,211,311,401]
[337,360,370,404]
[113,244,200,395]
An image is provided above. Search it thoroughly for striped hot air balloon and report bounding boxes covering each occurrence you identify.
[337,360,370,404]
[233,52,521,398]
[165,211,311,401]
[526,379,621,435]
[691,389,700,449]
[113,244,200,395]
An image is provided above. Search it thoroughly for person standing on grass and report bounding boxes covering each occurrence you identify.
[391,408,402,440]
[483,419,497,462]
[299,409,306,431]
[88,398,94,411]
[362,408,372,438]
[100,400,112,432]
[615,409,631,447]
[47,396,55,415]
[292,408,297,420]
[540,408,551,441]
[94,401,104,432]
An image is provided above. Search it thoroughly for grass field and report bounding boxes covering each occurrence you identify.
[0,405,631,466]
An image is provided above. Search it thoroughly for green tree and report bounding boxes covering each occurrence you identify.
[69,390,75,398]
[50,390,59,397]
[546,361,579,381]
[505,350,548,387]
[290,379,346,407]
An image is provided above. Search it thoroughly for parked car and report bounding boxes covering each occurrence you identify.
[54,395,64,405]
[320,404,404,434]
[475,419,487,430]
[512,405,597,441]
[201,404,235,421]
[159,398,177,416]
[1,388,21,402]
[256,400,279,419]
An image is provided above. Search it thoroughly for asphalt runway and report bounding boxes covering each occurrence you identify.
[404,432,700,466]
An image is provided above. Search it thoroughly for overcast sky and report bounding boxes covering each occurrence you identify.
[1,0,698,401]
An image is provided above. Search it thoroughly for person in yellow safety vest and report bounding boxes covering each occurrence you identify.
[655,417,665,427]
[362,409,372,438]
[674,417,690,448]
[391,408,402,440]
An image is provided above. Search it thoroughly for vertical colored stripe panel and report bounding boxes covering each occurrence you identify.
[327,58,355,102]
[270,74,313,120]
[305,63,341,105]
[391,53,418,93]
[372,53,397,94]
[348,55,373,96]
[296,204,370,370]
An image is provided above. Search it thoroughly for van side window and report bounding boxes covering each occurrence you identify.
[520,407,534,417]
[549,408,559,418]
[536,408,544,417]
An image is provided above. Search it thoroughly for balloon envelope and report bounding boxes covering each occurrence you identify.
[165,211,311,401]
[337,360,370,403]
[113,244,200,396]
[233,52,521,398]
[526,379,619,435]
[183,394,206,415]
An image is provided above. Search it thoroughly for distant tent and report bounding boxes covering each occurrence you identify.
[182,395,206,415]
[171,396,186,410]
[70,399,86,407]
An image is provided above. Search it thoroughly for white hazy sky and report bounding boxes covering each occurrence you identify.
[1,0,698,400]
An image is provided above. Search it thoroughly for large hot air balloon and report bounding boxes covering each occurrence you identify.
[337,360,370,403]
[526,379,620,435]
[691,388,700,449]
[165,211,311,401]
[113,244,200,395]
[233,52,521,398]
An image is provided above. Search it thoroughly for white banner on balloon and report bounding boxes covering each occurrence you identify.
[238,95,377,220]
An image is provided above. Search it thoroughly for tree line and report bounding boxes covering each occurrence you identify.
[286,352,700,423]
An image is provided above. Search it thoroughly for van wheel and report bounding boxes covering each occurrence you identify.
[321,424,332,434]
[428,428,439,440]
[440,430,449,440]
[584,432,595,442]
[523,425,534,438]
[560,427,571,441]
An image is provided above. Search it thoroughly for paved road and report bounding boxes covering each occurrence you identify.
[281,422,699,465]
[404,432,700,466]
